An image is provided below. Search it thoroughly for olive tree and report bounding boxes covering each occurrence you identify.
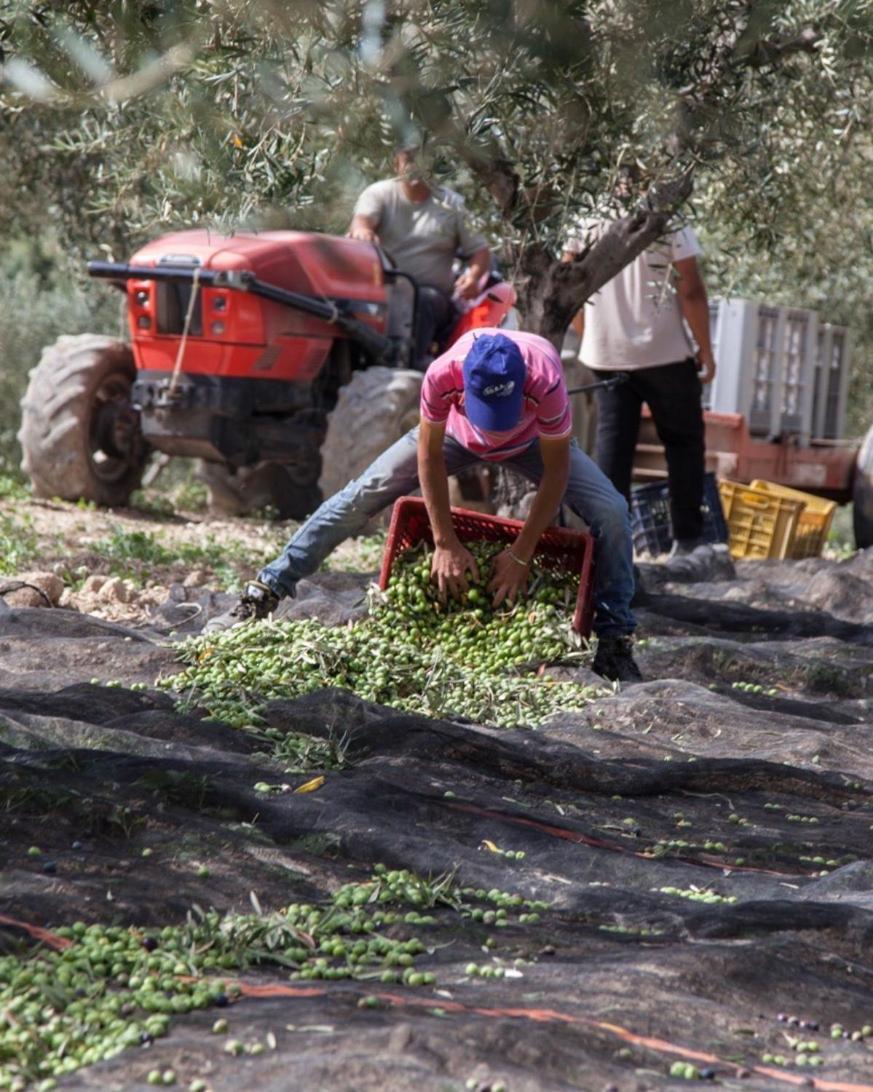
[1,0,871,348]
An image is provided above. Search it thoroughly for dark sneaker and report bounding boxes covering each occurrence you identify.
[666,540,715,581]
[592,635,643,684]
[668,536,705,559]
[204,580,280,634]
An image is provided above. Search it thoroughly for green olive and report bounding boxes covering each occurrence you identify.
[160,539,597,734]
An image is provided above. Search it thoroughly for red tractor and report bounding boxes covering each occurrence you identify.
[18,230,515,518]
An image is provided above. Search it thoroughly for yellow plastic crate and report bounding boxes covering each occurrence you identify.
[749,480,837,559]
[717,480,805,560]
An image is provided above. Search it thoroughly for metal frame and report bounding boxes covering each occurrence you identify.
[814,323,852,441]
[708,298,760,424]
[709,298,834,442]
[775,307,818,442]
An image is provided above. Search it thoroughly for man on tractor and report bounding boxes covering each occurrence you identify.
[348,142,492,368]
[207,330,642,684]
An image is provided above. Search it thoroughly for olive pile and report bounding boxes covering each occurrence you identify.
[164,541,602,736]
[379,541,576,671]
[0,868,543,1088]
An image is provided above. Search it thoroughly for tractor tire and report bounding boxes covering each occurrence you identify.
[318,366,423,499]
[852,422,873,549]
[199,460,322,521]
[18,334,148,507]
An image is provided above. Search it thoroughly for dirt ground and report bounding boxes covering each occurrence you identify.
[2,492,873,1092]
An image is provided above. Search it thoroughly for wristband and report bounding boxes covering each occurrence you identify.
[507,548,530,568]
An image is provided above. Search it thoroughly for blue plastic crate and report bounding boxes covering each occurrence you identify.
[630,472,728,556]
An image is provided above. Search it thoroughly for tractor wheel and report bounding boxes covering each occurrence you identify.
[18,335,148,506]
[199,460,322,521]
[318,366,423,498]
[852,422,873,549]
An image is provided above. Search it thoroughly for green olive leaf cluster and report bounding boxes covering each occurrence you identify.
[4,2,871,433]
[162,541,604,736]
[0,865,545,1088]
[2,2,871,272]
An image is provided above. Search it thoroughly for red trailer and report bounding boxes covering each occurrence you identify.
[627,298,871,547]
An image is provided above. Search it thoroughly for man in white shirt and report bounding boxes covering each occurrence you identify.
[349,144,492,367]
[563,195,716,556]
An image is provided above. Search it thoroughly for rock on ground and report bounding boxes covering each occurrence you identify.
[0,570,64,608]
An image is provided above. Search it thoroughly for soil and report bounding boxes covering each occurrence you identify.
[2,493,873,1092]
[0,493,381,626]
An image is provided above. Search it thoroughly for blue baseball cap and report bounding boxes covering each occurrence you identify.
[462,334,526,431]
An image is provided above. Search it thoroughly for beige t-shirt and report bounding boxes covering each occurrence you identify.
[354,179,487,295]
[564,219,702,371]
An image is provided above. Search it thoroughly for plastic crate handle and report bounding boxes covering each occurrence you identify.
[736,492,773,510]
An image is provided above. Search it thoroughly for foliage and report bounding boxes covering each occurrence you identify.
[825,503,856,559]
[91,524,277,587]
[322,530,386,573]
[94,527,181,567]
[0,1,362,253]
[1,3,871,390]
[700,199,873,436]
[0,509,40,575]
[131,461,212,516]
[1,5,871,260]
[163,466,210,513]
[0,474,29,501]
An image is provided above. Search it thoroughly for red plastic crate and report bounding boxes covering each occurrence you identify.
[378,496,595,637]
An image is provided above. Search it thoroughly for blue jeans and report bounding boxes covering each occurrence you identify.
[259,428,636,637]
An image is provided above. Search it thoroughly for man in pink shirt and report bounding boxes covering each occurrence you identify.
[209,331,640,683]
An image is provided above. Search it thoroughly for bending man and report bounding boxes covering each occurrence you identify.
[208,331,641,683]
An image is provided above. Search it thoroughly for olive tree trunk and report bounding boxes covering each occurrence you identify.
[509,170,695,345]
[487,172,694,514]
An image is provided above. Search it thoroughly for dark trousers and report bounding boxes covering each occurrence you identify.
[415,285,457,369]
[594,358,705,543]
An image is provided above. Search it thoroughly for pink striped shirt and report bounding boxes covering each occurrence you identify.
[420,329,571,461]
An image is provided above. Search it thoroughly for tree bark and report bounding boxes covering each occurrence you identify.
[507,169,695,346]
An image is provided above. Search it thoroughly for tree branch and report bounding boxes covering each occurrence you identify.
[742,26,823,68]
[518,168,695,347]
[673,11,824,154]
[448,129,521,220]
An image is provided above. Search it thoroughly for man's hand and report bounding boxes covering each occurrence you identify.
[674,256,716,386]
[431,541,480,602]
[696,351,716,384]
[349,224,380,244]
[495,434,569,606]
[488,547,530,607]
[453,268,482,300]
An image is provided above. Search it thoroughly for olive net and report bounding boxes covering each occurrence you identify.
[0,547,872,1090]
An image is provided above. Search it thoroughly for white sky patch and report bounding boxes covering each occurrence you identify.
[52,22,113,85]
[171,149,202,184]
[359,0,385,67]
[2,58,57,102]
